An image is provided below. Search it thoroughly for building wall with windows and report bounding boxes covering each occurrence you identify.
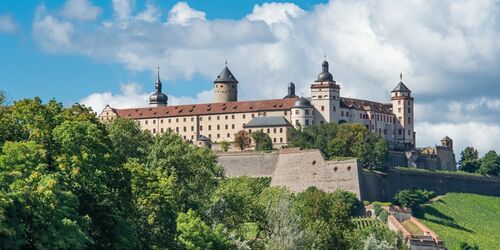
[98,60,416,148]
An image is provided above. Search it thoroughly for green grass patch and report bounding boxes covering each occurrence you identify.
[395,167,487,177]
[417,193,500,250]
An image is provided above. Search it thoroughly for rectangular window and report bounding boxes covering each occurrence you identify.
[295,110,299,115]
[145,120,148,125]
[208,117,211,121]
[217,125,220,130]
[217,116,220,120]
[384,129,387,135]
[321,106,325,111]
[295,120,299,126]
[217,134,220,138]
[243,114,246,119]
[191,117,194,122]
[161,128,164,133]
[208,125,212,130]
[284,111,287,116]
[160,119,163,124]
[305,119,309,125]
[408,108,411,113]
[183,127,186,132]
[267,128,270,133]
[273,138,276,143]
[341,111,344,116]
[320,121,324,125]
[333,106,336,111]
[153,128,156,133]
[231,115,235,119]
[408,130,411,135]
[225,124,228,129]
[227,133,230,138]
[399,129,402,135]
[176,118,179,122]
[280,128,283,133]
[199,117,202,121]
[249,129,252,133]
[176,127,179,132]
[305,110,309,115]
[273,128,276,133]
[168,119,171,123]
[191,126,194,131]
[407,117,411,124]
[398,108,401,113]
[280,138,283,142]
[225,115,228,120]
[200,126,203,131]
[252,114,255,118]
[232,124,235,129]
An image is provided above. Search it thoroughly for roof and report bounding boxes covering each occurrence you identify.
[340,97,394,115]
[113,98,299,119]
[392,82,411,92]
[293,97,312,108]
[214,66,238,83]
[442,136,452,141]
[243,116,292,128]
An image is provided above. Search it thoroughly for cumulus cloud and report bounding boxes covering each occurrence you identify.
[34,1,500,154]
[167,2,206,25]
[0,14,18,34]
[80,83,214,114]
[61,0,101,21]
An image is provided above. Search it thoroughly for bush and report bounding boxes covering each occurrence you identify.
[373,203,382,217]
[251,131,273,151]
[460,242,480,250]
[378,210,389,223]
[394,189,435,209]
[220,140,230,152]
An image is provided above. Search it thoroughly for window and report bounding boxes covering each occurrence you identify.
[200,125,203,131]
[231,115,235,119]
[321,106,325,111]
[145,120,148,125]
[225,124,228,129]
[176,127,179,132]
[295,120,300,126]
[208,117,211,121]
[168,119,171,123]
[273,138,276,143]
[227,133,230,138]
[267,128,270,133]
[209,134,212,139]
[225,115,228,120]
[284,111,287,116]
[243,114,246,119]
[407,117,411,124]
[295,110,299,115]
[378,128,381,134]
[183,127,186,132]
[399,129,402,135]
[398,108,401,113]
[199,117,202,121]
[305,119,309,125]
[249,129,252,133]
[273,128,276,133]
[333,106,336,111]
[232,124,235,129]
[183,118,186,122]
[399,116,402,121]
[153,128,156,133]
[305,110,309,115]
[398,100,401,105]
[217,116,220,120]
[161,128,164,133]
[280,138,283,143]
[217,125,220,130]
[176,118,179,122]
[280,128,283,133]
[320,121,324,125]
[208,125,212,130]
[252,114,255,118]
[191,126,194,131]
[408,130,411,135]
[408,108,411,113]
[160,119,163,124]
[217,134,220,138]
[341,111,344,116]
[384,129,387,135]
[191,117,194,122]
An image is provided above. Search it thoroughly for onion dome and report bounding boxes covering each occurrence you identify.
[316,60,334,82]
[293,97,312,108]
[149,67,168,106]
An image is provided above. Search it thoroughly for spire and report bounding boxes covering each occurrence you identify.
[391,73,411,92]
[155,66,162,93]
[400,72,403,82]
[149,66,168,106]
[214,61,238,83]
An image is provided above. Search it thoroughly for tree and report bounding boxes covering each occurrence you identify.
[0,141,91,249]
[251,131,273,151]
[459,147,481,173]
[234,130,251,151]
[106,118,153,163]
[220,140,230,152]
[478,150,500,176]
[176,209,233,250]
[460,242,480,250]
[326,138,347,158]
[394,189,435,209]
[363,234,398,250]
[265,193,305,249]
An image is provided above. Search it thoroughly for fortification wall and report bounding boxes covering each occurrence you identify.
[217,149,361,197]
[360,168,500,201]
[217,151,278,177]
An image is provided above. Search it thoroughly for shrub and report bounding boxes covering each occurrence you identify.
[378,210,389,223]
[394,189,435,209]
[220,140,230,152]
[373,203,382,217]
[460,242,480,250]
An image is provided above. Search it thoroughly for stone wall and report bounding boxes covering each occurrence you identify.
[217,148,362,197]
[360,168,500,201]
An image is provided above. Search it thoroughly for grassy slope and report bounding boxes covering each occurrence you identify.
[417,193,500,250]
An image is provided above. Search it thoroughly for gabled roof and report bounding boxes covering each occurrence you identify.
[112,98,299,119]
[340,97,394,115]
[214,66,238,83]
[392,82,411,92]
[243,116,292,128]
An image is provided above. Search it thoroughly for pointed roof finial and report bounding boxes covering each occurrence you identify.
[400,72,403,82]
[157,66,161,83]
[324,53,326,60]
[225,58,227,66]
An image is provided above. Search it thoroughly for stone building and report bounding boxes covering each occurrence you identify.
[98,59,418,149]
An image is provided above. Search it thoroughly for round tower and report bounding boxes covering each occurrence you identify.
[214,61,238,103]
[291,97,314,128]
[149,67,168,107]
[284,82,298,98]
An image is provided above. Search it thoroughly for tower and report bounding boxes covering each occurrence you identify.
[149,67,168,107]
[214,61,238,103]
[284,82,298,98]
[441,136,453,150]
[391,73,414,147]
[291,97,314,128]
[310,59,340,125]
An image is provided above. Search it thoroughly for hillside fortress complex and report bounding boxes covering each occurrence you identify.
[99,60,417,148]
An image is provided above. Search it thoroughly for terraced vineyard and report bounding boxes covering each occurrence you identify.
[418,193,500,250]
[352,218,384,230]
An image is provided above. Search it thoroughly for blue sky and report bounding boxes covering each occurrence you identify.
[0,0,499,155]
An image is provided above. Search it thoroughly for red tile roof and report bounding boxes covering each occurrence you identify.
[340,97,394,115]
[113,98,299,119]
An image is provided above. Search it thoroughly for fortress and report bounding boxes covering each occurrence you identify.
[98,59,455,170]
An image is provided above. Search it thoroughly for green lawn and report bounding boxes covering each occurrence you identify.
[417,193,500,250]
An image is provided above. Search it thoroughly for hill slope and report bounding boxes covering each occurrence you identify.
[417,193,500,250]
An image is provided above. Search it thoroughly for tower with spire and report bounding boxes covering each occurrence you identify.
[214,60,238,103]
[391,73,415,147]
[310,58,341,125]
[149,67,168,107]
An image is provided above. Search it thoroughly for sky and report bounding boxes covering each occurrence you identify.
[0,0,499,156]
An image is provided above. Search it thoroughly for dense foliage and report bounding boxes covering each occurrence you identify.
[393,189,435,210]
[288,123,389,170]
[459,146,500,176]
[418,193,500,250]
[251,131,273,151]
[0,96,390,249]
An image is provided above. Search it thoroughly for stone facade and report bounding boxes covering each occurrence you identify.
[98,60,417,149]
[217,148,362,197]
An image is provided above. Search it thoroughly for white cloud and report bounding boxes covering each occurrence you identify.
[416,122,500,156]
[0,14,18,34]
[80,83,214,114]
[167,2,206,25]
[34,1,500,153]
[61,0,102,21]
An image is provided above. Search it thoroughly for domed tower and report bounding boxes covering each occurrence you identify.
[441,136,453,150]
[291,97,314,129]
[214,61,238,103]
[391,73,414,147]
[284,82,299,98]
[310,59,340,125]
[149,67,168,107]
